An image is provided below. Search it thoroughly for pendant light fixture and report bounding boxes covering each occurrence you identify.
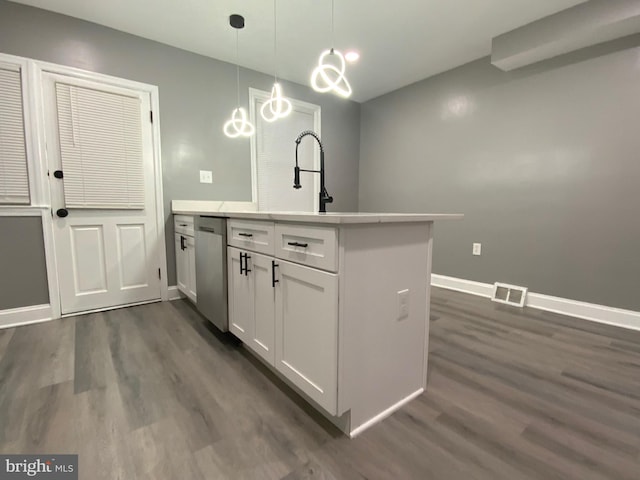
[224,14,255,138]
[310,0,352,98]
[261,0,292,122]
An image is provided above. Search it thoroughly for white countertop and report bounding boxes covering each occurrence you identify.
[172,200,463,225]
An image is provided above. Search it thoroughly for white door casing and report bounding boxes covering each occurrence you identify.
[249,88,321,212]
[44,72,162,315]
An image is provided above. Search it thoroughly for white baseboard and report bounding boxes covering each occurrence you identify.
[349,388,424,438]
[526,292,640,331]
[1,288,185,330]
[431,274,494,298]
[168,285,184,301]
[431,274,640,332]
[0,304,54,329]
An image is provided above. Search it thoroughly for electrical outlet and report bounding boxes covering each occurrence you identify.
[473,243,482,256]
[199,170,213,184]
[397,289,410,320]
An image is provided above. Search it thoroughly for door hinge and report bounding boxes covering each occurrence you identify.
[150,110,153,123]
[158,268,161,279]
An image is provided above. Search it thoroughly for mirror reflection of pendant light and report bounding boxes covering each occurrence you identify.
[310,0,352,98]
[261,0,292,122]
[224,14,255,138]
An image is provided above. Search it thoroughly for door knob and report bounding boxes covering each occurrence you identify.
[56,208,69,218]
[53,170,64,179]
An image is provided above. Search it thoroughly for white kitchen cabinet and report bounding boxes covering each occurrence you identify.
[211,214,442,437]
[275,260,338,415]
[227,247,276,364]
[174,216,196,303]
[186,236,196,302]
[252,253,276,364]
[175,233,196,303]
[175,233,189,295]
[228,229,339,414]
[228,246,253,343]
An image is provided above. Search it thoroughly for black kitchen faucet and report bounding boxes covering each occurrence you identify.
[293,130,333,213]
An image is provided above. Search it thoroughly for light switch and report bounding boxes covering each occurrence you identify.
[199,170,213,184]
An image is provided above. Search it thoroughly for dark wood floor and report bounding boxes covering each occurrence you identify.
[0,288,639,479]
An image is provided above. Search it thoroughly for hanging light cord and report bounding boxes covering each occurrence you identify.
[273,0,278,82]
[331,0,335,51]
[235,29,240,106]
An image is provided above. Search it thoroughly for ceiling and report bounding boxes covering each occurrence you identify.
[10,0,587,102]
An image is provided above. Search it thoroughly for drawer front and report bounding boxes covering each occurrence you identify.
[275,224,338,272]
[174,215,194,237]
[228,219,275,255]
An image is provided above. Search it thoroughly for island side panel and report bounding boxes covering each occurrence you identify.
[338,222,430,435]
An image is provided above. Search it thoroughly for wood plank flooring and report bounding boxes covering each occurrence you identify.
[0,287,638,479]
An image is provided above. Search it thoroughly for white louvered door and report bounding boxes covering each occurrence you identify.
[0,62,30,204]
[43,73,161,314]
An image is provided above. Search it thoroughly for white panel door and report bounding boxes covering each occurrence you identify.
[251,253,276,365]
[227,247,253,343]
[252,91,320,212]
[275,260,338,415]
[44,73,161,314]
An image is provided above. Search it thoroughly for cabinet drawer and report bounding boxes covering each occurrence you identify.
[275,224,338,272]
[174,215,194,237]
[228,219,275,256]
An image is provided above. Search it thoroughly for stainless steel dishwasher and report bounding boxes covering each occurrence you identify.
[194,216,228,331]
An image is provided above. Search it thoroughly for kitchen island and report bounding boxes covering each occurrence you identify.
[173,201,462,437]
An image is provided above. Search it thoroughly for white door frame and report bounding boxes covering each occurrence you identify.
[248,87,321,211]
[29,60,168,319]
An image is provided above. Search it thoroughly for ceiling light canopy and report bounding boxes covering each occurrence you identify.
[224,14,255,139]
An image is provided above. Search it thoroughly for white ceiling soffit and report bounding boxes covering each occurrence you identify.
[493,0,640,71]
[10,0,587,102]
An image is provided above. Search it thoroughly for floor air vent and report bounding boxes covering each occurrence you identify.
[491,282,527,307]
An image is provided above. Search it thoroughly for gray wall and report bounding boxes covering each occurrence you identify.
[0,216,49,309]
[359,43,640,311]
[0,0,360,298]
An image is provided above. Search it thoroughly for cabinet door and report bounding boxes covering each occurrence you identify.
[227,247,253,343]
[186,236,197,303]
[175,234,190,297]
[251,254,276,364]
[275,260,338,415]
